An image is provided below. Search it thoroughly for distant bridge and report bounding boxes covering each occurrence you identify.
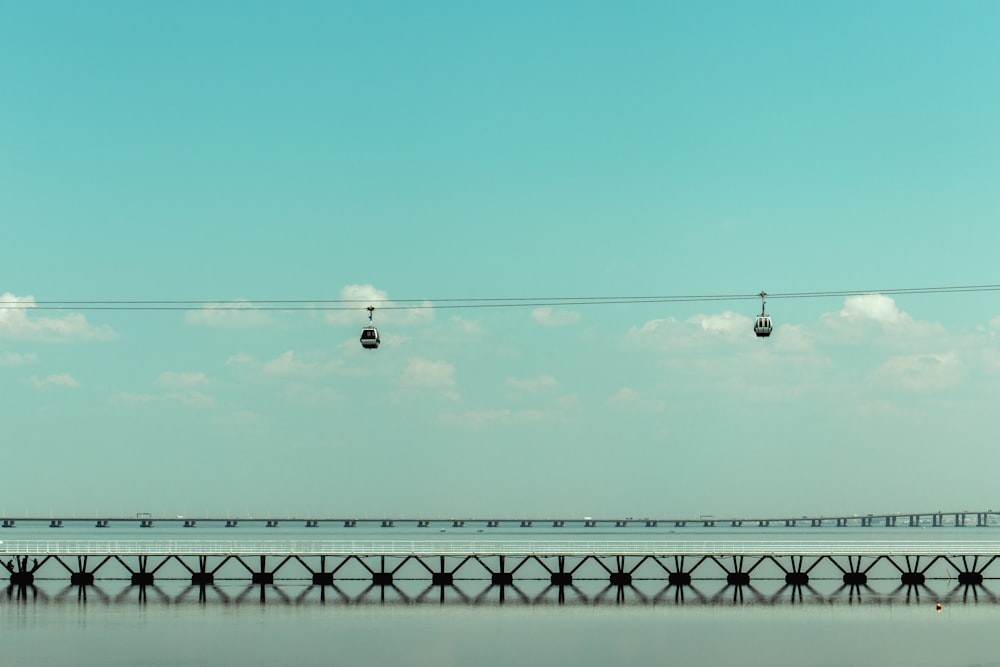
[2,510,997,530]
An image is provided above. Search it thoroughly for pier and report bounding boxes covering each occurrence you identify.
[3,540,999,590]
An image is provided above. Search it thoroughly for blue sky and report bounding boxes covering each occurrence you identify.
[2,2,999,518]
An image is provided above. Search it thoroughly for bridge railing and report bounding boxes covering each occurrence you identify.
[3,540,1000,557]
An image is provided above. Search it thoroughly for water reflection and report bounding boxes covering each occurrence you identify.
[6,578,1000,608]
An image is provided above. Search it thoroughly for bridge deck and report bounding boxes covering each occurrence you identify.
[3,540,1000,557]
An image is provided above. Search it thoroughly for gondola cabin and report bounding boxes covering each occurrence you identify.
[360,325,380,349]
[753,291,772,338]
[360,305,380,349]
[754,315,772,338]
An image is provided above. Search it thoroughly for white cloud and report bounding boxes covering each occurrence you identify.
[0,351,38,367]
[873,351,963,393]
[689,310,753,339]
[110,389,214,408]
[438,409,511,429]
[263,350,343,378]
[450,316,487,336]
[506,375,558,392]
[110,392,158,406]
[626,313,756,352]
[608,387,668,413]
[163,391,215,408]
[283,383,343,407]
[157,371,209,388]
[531,307,580,327]
[226,353,255,367]
[0,292,116,341]
[31,373,80,389]
[398,357,457,389]
[437,404,572,428]
[820,294,945,346]
[324,284,433,327]
[838,294,908,325]
[185,301,272,328]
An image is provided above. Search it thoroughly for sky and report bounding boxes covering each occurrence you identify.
[2,1,1000,519]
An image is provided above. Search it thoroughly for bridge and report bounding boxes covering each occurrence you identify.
[3,540,999,595]
[1,510,996,530]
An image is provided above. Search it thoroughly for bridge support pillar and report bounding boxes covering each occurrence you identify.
[785,572,808,585]
[372,556,394,586]
[840,556,868,586]
[610,556,632,586]
[933,514,943,527]
[192,572,214,585]
[669,572,691,585]
[545,555,572,586]
[520,521,532,527]
[191,556,214,585]
[128,555,156,585]
[4,556,35,585]
[490,556,513,586]
[431,556,456,586]
[959,572,984,585]
[251,556,274,584]
[492,572,513,585]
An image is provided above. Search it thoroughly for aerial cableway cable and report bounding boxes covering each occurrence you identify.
[1,283,1000,311]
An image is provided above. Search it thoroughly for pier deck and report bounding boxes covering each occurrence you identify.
[3,541,999,593]
[3,539,1000,556]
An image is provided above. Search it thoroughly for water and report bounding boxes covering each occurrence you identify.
[3,522,1000,666]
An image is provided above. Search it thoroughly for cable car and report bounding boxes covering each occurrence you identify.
[754,291,772,338]
[360,306,380,349]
